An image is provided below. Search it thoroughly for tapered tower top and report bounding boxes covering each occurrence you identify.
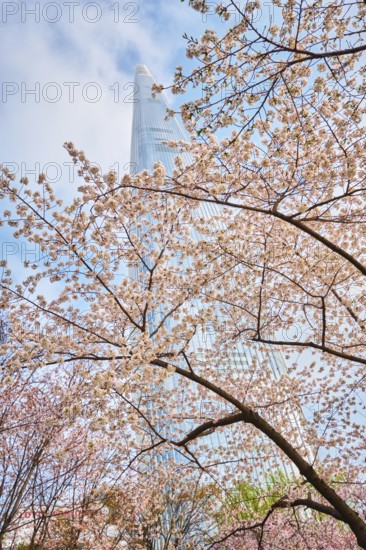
[135,64,153,77]
[130,64,189,175]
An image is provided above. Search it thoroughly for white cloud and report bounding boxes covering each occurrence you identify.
[0,1,207,200]
[0,0,210,293]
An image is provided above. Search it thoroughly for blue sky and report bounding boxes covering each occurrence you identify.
[0,0,272,283]
[0,0,212,278]
[0,0,210,193]
[0,0,273,192]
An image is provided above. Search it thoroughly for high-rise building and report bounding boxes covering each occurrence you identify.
[130,64,311,480]
[131,64,191,175]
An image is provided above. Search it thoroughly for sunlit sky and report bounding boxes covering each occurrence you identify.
[0,0,267,281]
[0,0,216,274]
[0,0,212,193]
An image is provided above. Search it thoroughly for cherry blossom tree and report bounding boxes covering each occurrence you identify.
[210,470,363,548]
[1,0,366,547]
[0,365,103,549]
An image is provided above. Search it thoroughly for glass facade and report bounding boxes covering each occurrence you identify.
[131,64,191,174]
[130,64,311,480]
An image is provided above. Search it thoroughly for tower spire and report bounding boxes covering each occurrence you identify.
[130,64,188,175]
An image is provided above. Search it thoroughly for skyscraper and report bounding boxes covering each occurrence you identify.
[130,64,311,479]
[131,64,191,175]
